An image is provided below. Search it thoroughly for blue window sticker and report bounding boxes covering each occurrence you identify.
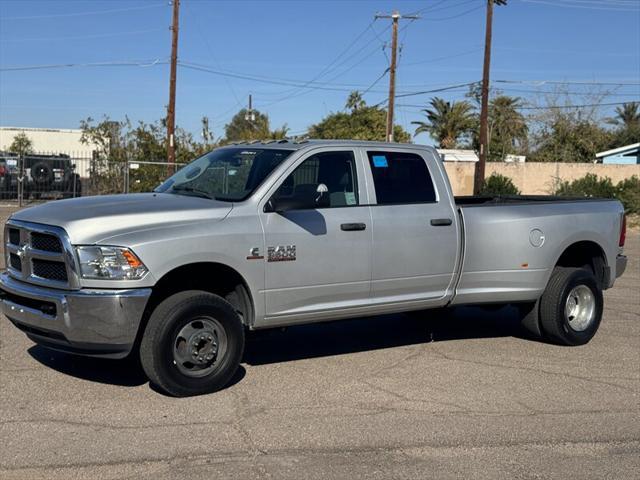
[372,155,388,167]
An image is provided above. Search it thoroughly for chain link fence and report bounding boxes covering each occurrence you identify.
[0,151,185,205]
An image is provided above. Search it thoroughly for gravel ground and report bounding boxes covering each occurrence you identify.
[0,204,638,479]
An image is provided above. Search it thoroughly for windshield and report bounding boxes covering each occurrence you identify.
[155,147,293,201]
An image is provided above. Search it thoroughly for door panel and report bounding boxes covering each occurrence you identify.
[365,150,458,305]
[260,149,372,319]
[263,207,371,316]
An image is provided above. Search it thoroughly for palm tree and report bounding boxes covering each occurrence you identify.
[488,95,528,159]
[412,98,475,148]
[345,91,366,112]
[608,102,640,128]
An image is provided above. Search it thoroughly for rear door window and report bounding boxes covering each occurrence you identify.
[367,151,436,204]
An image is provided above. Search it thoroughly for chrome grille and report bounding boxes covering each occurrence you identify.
[8,228,20,246]
[9,253,22,271]
[32,259,68,282]
[30,232,62,253]
[4,220,79,289]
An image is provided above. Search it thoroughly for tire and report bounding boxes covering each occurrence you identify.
[539,267,603,346]
[31,162,54,185]
[140,290,245,397]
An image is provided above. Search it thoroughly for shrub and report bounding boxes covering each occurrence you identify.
[554,174,640,214]
[617,176,640,214]
[479,173,521,196]
[554,173,617,198]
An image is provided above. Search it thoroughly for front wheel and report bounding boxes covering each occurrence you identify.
[140,290,245,397]
[539,267,603,346]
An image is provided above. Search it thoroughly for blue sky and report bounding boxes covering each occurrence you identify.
[1,0,639,144]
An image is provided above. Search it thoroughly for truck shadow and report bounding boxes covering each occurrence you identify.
[27,346,148,387]
[26,344,248,389]
[25,305,532,388]
[243,305,534,366]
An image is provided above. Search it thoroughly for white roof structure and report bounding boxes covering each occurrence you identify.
[595,142,640,158]
[437,149,478,162]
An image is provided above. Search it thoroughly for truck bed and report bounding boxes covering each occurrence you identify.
[450,196,623,306]
[455,195,617,207]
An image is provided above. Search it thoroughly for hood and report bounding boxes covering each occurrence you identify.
[12,193,233,244]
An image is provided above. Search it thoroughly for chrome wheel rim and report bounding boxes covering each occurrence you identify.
[172,317,227,378]
[564,285,596,332]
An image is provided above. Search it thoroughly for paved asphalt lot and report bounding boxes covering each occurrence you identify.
[0,204,638,479]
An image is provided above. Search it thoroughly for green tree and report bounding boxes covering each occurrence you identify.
[486,95,528,161]
[223,108,288,142]
[411,98,475,148]
[528,96,613,163]
[308,95,410,142]
[607,102,640,149]
[608,102,640,128]
[8,132,34,156]
[80,116,218,194]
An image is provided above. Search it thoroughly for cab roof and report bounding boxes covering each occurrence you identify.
[222,139,435,152]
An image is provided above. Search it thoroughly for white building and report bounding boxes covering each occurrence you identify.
[0,126,98,177]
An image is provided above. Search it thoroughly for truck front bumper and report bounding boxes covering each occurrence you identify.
[0,271,151,358]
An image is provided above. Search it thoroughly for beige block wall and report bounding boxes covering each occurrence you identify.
[443,162,640,196]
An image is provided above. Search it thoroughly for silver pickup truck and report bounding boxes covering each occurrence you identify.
[1,140,628,396]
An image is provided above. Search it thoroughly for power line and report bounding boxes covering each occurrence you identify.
[520,0,640,11]
[178,61,376,92]
[1,28,166,43]
[183,0,242,109]
[495,79,640,86]
[362,68,390,96]
[260,20,385,103]
[0,59,167,72]
[372,82,479,107]
[407,0,480,16]
[258,25,392,108]
[404,48,483,66]
[426,4,486,21]
[396,100,638,109]
[520,101,640,110]
[0,3,166,20]
[395,81,480,98]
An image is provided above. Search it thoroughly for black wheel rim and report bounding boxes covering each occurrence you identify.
[172,317,228,378]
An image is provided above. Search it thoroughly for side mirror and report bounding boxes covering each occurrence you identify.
[265,183,330,213]
[315,183,328,203]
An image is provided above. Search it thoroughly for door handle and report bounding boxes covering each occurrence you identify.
[430,218,453,226]
[341,223,367,231]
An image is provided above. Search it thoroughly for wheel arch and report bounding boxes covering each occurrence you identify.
[134,262,255,352]
[553,240,609,288]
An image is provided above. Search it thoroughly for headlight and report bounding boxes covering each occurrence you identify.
[76,246,148,280]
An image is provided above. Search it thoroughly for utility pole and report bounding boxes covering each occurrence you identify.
[375,11,419,142]
[473,0,507,195]
[166,0,180,175]
[244,94,256,140]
